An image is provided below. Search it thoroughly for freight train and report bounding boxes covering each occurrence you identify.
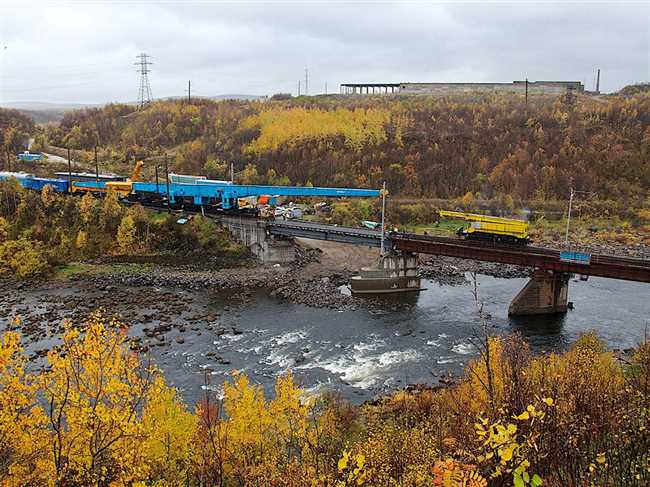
[0,168,381,215]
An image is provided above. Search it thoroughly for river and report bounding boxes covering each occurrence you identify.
[138,274,650,404]
[1,274,648,405]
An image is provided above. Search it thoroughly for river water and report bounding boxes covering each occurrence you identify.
[2,274,648,405]
[150,274,649,404]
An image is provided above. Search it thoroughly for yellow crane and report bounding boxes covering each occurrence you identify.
[439,210,530,244]
[105,160,144,196]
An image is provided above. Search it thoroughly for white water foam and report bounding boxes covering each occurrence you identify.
[451,342,475,355]
[222,333,245,342]
[299,340,422,389]
[263,349,294,368]
[271,330,309,346]
[436,357,457,364]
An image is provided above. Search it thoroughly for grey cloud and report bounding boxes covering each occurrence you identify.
[0,0,647,104]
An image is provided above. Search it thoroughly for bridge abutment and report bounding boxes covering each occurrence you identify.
[508,270,569,316]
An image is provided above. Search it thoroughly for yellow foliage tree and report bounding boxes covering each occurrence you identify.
[100,192,123,234]
[0,216,8,242]
[242,107,390,154]
[79,192,99,226]
[41,313,157,484]
[40,184,57,210]
[0,329,48,485]
[141,376,197,483]
[116,214,137,253]
[75,229,87,250]
[0,239,50,278]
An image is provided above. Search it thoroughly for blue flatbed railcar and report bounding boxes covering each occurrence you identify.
[132,181,380,209]
[0,171,69,192]
[23,176,69,192]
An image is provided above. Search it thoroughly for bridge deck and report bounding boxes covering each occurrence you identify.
[267,220,650,283]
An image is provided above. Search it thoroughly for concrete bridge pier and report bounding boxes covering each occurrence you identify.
[219,216,296,264]
[380,251,420,286]
[351,251,422,293]
[508,270,569,316]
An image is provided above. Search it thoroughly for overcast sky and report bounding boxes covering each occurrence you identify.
[0,0,648,104]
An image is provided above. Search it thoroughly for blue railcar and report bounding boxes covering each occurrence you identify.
[132,181,381,210]
[23,176,69,193]
[0,171,69,192]
[17,151,43,162]
[0,171,32,183]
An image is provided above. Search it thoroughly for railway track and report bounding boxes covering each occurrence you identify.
[124,203,650,281]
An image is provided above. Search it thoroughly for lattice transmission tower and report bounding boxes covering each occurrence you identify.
[135,53,153,108]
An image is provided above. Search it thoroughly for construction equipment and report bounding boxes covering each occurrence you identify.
[105,160,144,196]
[439,210,530,244]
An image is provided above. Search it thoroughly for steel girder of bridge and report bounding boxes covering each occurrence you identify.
[267,221,650,283]
[266,221,389,249]
[391,234,650,283]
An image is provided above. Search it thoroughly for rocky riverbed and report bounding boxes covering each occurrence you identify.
[0,242,532,362]
[2,238,649,404]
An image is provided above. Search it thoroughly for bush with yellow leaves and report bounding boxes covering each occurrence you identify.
[0,238,50,278]
[0,314,648,486]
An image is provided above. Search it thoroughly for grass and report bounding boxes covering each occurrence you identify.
[400,219,461,236]
[54,263,97,279]
[54,262,155,279]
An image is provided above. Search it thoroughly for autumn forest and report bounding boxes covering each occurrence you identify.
[42,91,650,203]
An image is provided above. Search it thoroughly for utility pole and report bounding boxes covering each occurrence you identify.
[164,154,171,213]
[304,67,309,96]
[564,188,596,248]
[564,187,574,248]
[67,148,72,191]
[380,181,387,257]
[94,146,99,182]
[187,80,191,102]
[596,68,601,93]
[525,77,528,107]
[135,53,153,109]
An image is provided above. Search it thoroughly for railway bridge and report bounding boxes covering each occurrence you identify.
[223,218,650,316]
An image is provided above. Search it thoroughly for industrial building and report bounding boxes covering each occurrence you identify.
[340,80,585,95]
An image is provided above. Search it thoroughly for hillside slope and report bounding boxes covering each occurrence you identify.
[44,92,650,202]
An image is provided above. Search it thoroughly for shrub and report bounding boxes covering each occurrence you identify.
[116,214,137,254]
[0,239,50,278]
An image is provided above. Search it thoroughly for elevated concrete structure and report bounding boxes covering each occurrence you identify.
[219,216,295,264]
[508,270,569,316]
[341,80,584,96]
[340,83,400,95]
[351,251,421,294]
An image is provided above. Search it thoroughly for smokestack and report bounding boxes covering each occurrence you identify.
[596,68,600,93]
